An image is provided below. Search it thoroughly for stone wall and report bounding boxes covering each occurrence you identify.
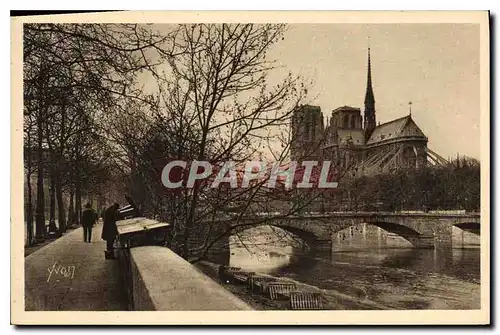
[129,246,252,310]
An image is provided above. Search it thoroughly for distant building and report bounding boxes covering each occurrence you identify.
[291,48,441,177]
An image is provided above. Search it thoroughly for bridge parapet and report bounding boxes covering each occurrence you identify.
[128,246,252,310]
[205,211,481,223]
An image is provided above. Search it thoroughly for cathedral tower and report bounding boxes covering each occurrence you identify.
[364,47,376,142]
[290,105,324,161]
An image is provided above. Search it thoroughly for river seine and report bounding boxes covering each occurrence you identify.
[229,226,480,310]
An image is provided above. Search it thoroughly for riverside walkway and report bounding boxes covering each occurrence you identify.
[24,223,127,311]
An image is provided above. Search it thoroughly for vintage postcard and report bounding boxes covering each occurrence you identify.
[11,11,490,325]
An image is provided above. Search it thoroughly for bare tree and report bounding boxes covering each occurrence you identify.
[23,22,355,259]
[120,24,363,261]
[23,23,170,242]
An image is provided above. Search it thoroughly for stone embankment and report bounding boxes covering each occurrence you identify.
[195,261,391,310]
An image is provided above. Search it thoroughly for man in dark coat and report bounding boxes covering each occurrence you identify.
[81,203,98,243]
[102,203,120,258]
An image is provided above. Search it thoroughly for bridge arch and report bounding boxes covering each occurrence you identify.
[231,223,319,250]
[453,222,480,235]
[230,220,334,254]
[333,221,426,248]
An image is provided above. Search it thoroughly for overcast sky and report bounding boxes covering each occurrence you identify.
[267,24,480,160]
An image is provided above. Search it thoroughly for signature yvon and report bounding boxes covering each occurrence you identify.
[47,262,76,283]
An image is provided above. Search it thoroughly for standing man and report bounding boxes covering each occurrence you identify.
[81,203,98,243]
[102,203,120,259]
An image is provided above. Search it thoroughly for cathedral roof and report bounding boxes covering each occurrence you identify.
[332,106,360,114]
[337,129,365,146]
[298,104,321,111]
[367,115,426,144]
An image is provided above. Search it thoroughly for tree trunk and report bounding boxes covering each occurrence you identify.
[25,133,34,246]
[56,102,67,234]
[35,63,48,243]
[75,169,82,225]
[55,171,66,234]
[35,121,45,242]
[68,187,74,227]
[26,174,34,246]
[48,166,57,232]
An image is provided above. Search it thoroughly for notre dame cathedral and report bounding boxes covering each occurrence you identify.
[290,48,446,177]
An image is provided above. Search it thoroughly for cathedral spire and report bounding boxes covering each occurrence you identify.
[364,47,375,107]
[364,45,376,141]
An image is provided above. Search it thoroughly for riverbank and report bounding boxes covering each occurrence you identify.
[195,258,480,310]
[195,261,391,310]
[228,224,481,310]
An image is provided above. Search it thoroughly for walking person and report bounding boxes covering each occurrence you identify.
[81,203,98,243]
[102,203,120,259]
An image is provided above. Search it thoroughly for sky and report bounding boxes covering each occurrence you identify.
[267,24,481,160]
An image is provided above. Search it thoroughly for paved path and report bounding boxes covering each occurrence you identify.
[24,223,127,311]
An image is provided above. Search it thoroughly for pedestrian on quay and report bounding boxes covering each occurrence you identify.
[81,203,98,243]
[102,202,120,259]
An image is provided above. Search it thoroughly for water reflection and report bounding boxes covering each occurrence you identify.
[231,245,480,283]
[229,245,298,273]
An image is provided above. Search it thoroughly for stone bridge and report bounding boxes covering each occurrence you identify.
[209,212,481,257]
